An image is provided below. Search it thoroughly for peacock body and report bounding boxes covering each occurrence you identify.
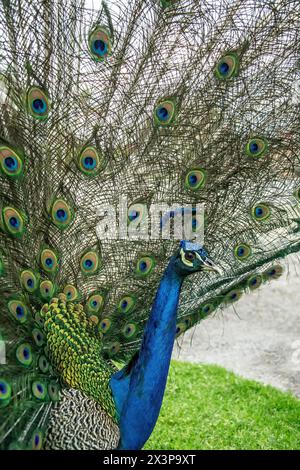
[0,0,300,450]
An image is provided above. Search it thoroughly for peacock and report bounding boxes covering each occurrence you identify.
[0,0,300,451]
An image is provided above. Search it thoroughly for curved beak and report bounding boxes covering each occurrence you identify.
[196,253,223,275]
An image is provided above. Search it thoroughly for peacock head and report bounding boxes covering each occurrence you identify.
[172,240,223,277]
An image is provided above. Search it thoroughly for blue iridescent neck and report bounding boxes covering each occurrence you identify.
[110,255,183,450]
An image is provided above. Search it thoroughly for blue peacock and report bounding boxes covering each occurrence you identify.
[0,0,300,450]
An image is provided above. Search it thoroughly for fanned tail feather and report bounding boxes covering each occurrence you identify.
[0,0,300,449]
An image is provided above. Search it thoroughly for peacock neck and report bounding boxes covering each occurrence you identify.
[112,257,184,450]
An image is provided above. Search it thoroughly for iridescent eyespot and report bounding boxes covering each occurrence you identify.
[185,168,206,191]
[234,243,252,261]
[50,199,74,231]
[8,299,28,324]
[176,322,186,336]
[263,265,283,280]
[39,280,55,300]
[247,274,263,290]
[40,248,59,274]
[0,379,12,407]
[122,323,137,339]
[80,250,100,275]
[31,380,47,400]
[117,295,136,314]
[16,343,33,367]
[26,86,50,120]
[78,146,102,176]
[88,314,99,325]
[30,430,43,450]
[38,355,49,373]
[215,53,239,80]
[20,270,38,293]
[154,98,176,126]
[2,206,26,237]
[0,146,24,178]
[245,137,268,158]
[135,255,156,278]
[251,203,271,221]
[200,303,215,317]
[107,342,121,357]
[32,328,45,348]
[86,293,104,313]
[224,289,243,304]
[48,382,60,402]
[88,26,112,61]
[127,203,147,224]
[99,318,111,334]
[63,284,79,301]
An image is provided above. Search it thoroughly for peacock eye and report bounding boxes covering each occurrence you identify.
[16,343,33,367]
[153,98,176,127]
[26,86,50,120]
[0,379,12,407]
[215,53,239,80]
[78,146,102,176]
[184,252,195,262]
[20,270,38,293]
[88,27,112,62]
[0,146,24,178]
[50,198,74,231]
[2,206,26,238]
[63,284,79,301]
[80,250,101,275]
[245,137,268,158]
[185,168,206,191]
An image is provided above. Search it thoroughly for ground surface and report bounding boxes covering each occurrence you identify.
[173,254,300,397]
[144,361,300,450]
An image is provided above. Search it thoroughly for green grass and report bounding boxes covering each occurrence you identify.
[144,361,300,450]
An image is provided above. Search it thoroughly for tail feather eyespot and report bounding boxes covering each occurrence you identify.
[16,343,34,367]
[26,86,50,120]
[154,98,176,127]
[0,146,24,178]
[215,53,239,80]
[88,26,112,61]
[0,379,12,407]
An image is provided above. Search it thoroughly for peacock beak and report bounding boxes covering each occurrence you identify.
[203,258,223,275]
[196,253,223,275]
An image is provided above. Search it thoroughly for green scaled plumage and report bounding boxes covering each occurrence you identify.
[0,0,300,451]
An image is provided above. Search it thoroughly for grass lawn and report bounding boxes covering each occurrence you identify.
[144,361,300,450]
